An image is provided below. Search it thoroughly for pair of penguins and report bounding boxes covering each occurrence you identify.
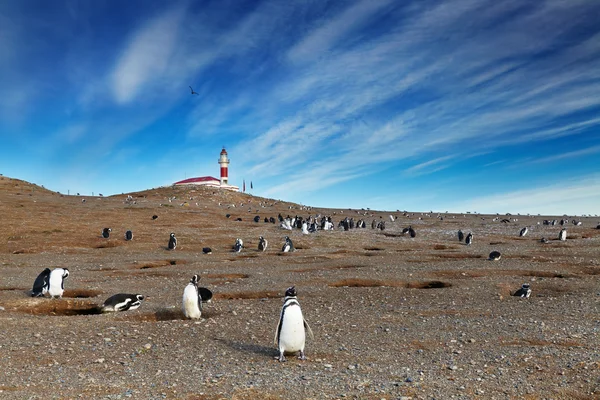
[457,230,473,245]
[31,268,146,311]
[102,228,133,241]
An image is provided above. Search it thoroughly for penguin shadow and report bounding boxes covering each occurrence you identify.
[215,338,275,358]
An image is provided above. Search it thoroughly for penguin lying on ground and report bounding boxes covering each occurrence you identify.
[101,294,145,312]
[513,283,531,298]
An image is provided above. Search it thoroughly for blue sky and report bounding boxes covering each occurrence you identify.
[1,0,599,215]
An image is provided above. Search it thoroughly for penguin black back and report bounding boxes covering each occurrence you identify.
[31,268,51,297]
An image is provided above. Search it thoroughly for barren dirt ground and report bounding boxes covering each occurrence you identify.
[0,176,599,400]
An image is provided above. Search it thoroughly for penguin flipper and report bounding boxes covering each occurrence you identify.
[303,318,314,340]
[274,319,282,347]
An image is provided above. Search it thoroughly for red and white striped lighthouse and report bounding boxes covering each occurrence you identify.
[218,148,230,185]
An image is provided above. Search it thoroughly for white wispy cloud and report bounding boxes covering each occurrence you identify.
[228,0,600,206]
[111,6,187,104]
[451,173,600,216]
[525,145,600,165]
[287,0,394,64]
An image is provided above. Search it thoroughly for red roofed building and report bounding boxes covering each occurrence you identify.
[173,149,239,191]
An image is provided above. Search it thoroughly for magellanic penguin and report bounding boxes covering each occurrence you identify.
[458,230,464,242]
[408,226,416,238]
[182,275,213,319]
[513,283,531,298]
[282,236,294,252]
[519,227,528,237]
[465,232,473,245]
[125,230,133,241]
[102,228,112,239]
[31,268,51,297]
[101,294,145,312]
[48,268,69,298]
[168,233,177,250]
[488,251,501,261]
[202,247,212,254]
[558,228,567,241]
[274,286,314,362]
[234,238,243,253]
[258,236,268,252]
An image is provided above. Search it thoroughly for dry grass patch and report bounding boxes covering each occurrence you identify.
[214,290,280,300]
[63,289,103,298]
[329,279,451,289]
[206,273,249,280]
[129,259,187,269]
[407,280,452,289]
[430,269,575,279]
[8,298,101,316]
[329,278,395,287]
[94,240,124,249]
[289,265,365,273]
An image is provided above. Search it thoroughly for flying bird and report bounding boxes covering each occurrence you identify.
[189,86,199,95]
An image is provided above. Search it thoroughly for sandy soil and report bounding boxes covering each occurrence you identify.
[0,175,598,400]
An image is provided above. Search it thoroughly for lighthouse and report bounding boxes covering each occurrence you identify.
[173,148,238,191]
[219,148,230,185]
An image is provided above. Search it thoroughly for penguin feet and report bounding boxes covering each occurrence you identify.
[277,352,286,362]
[298,351,306,361]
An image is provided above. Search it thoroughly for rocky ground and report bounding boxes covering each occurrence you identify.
[0,176,598,400]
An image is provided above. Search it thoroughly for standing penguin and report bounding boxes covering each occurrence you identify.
[125,230,133,241]
[182,275,212,319]
[465,232,473,246]
[558,228,567,241]
[258,236,268,252]
[519,227,528,237]
[301,221,309,234]
[234,238,243,253]
[102,228,112,238]
[408,226,416,238]
[101,294,145,312]
[168,233,177,250]
[282,236,294,252]
[48,268,69,298]
[274,286,314,362]
[513,283,531,298]
[458,230,464,242]
[31,268,51,297]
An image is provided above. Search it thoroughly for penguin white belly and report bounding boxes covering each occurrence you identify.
[48,270,65,298]
[183,285,201,319]
[279,306,306,353]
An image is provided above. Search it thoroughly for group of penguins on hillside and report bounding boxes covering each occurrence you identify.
[30,267,313,362]
[29,213,584,360]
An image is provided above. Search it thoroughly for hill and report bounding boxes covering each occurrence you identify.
[0,174,598,399]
